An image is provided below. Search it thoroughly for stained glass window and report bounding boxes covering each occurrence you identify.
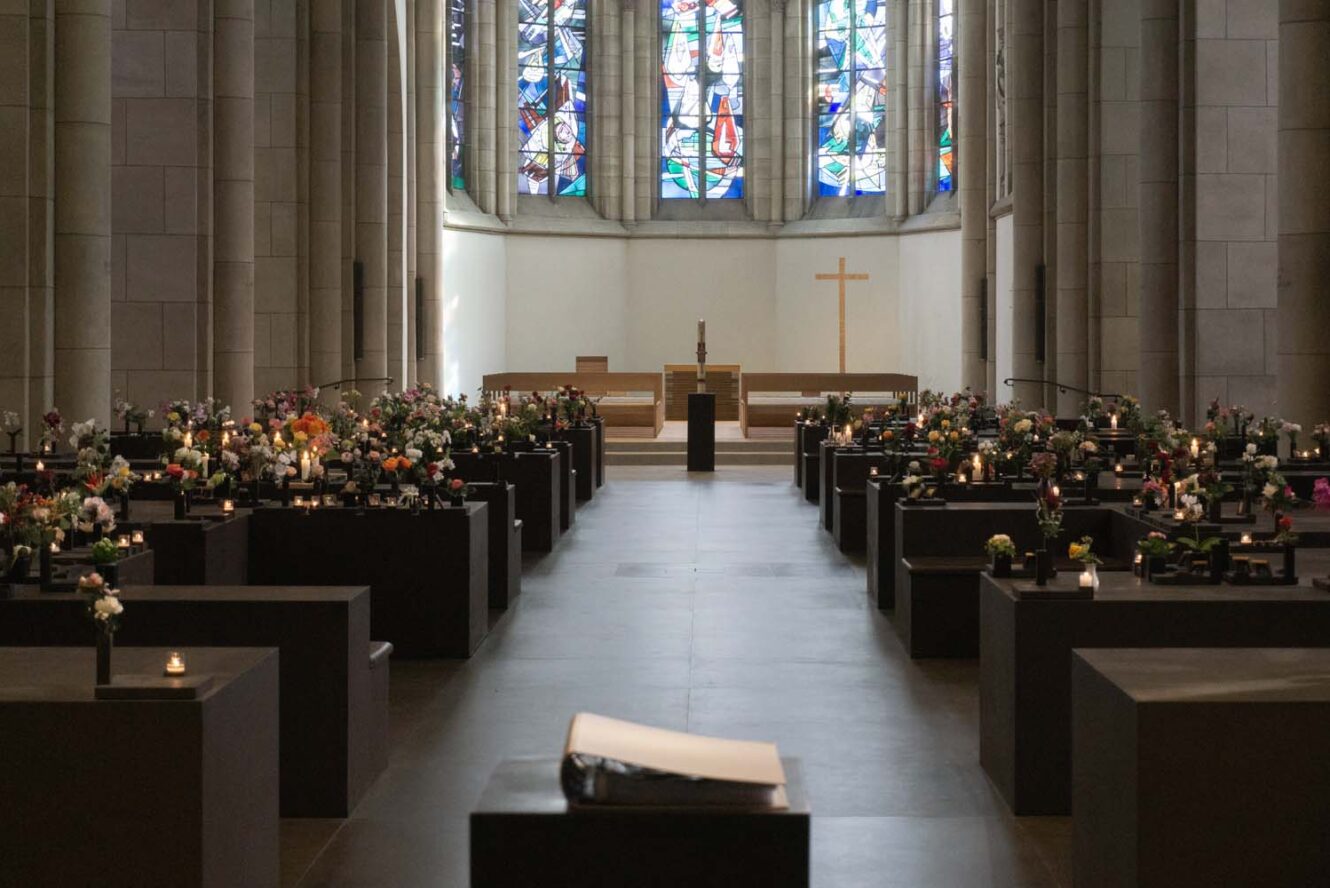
[518,0,589,197]
[936,0,956,192]
[447,0,466,192]
[815,0,887,196]
[660,0,745,200]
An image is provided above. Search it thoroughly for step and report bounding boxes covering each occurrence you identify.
[605,450,792,466]
[606,439,791,453]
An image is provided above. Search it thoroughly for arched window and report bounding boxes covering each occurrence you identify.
[517,0,590,196]
[936,0,955,192]
[447,0,466,192]
[815,0,887,196]
[660,0,745,200]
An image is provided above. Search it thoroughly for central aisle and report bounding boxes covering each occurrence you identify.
[291,466,1070,887]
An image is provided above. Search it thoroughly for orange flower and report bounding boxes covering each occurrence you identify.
[290,412,330,438]
[398,457,413,471]
[383,457,400,472]
[196,429,211,442]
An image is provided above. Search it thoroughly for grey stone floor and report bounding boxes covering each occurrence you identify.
[287,466,1071,887]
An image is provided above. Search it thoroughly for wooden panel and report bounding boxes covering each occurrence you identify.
[738,372,919,435]
[483,373,664,438]
[575,356,609,373]
[664,364,741,421]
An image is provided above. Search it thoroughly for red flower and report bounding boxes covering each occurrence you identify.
[426,462,438,477]
[449,478,464,492]
[165,464,185,479]
[1279,515,1294,532]
[929,457,949,473]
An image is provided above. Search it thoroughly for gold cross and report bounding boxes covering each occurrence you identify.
[815,257,870,373]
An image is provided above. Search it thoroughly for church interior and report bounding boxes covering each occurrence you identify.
[2,0,1328,885]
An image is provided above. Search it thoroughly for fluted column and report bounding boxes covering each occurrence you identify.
[310,0,342,399]
[355,0,388,383]
[387,1,404,384]
[1136,0,1179,415]
[53,0,111,425]
[212,0,255,413]
[959,0,986,392]
[416,0,442,388]
[1055,0,1088,417]
[907,0,927,214]
[783,0,807,221]
[1009,0,1043,406]
[1277,0,1330,428]
[890,0,908,218]
[621,0,636,224]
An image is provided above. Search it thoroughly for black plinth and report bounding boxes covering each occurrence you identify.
[471,758,809,888]
[687,392,716,472]
[559,426,598,502]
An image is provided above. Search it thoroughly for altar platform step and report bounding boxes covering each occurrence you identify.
[605,438,792,467]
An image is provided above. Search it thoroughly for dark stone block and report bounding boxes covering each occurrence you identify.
[559,426,598,502]
[464,482,522,609]
[471,758,810,888]
[149,510,251,586]
[687,393,716,472]
[507,450,561,552]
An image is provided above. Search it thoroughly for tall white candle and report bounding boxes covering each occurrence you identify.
[300,452,311,481]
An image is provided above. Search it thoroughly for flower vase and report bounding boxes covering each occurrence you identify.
[1207,497,1222,524]
[173,489,187,520]
[1283,544,1297,582]
[6,551,31,583]
[1146,555,1169,580]
[95,632,112,685]
[101,562,119,588]
[1210,540,1230,581]
[1080,563,1100,592]
[38,545,52,589]
[991,555,1012,578]
[1035,549,1051,586]
[390,477,401,498]
[118,492,130,523]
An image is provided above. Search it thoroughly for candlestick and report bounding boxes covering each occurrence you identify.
[164,651,187,677]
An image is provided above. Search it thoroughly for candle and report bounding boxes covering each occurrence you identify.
[869,466,879,477]
[183,430,192,448]
[1190,438,1200,459]
[164,652,186,677]
[131,530,145,546]
[1079,570,1094,589]
[1114,463,1124,475]
[1052,485,1061,498]
[299,452,311,481]
[1110,414,1118,430]
[1240,532,1253,545]
[1174,509,1187,521]
[49,541,59,554]
[200,453,209,477]
[292,495,305,508]
[956,472,968,485]
[323,494,337,507]
[221,430,230,447]
[116,535,131,550]
[220,499,235,516]
[35,459,44,472]
[972,453,982,474]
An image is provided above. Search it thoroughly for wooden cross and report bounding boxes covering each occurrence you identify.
[815,257,870,373]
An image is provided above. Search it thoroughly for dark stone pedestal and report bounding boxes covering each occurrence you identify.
[0,647,279,887]
[471,758,810,888]
[467,482,523,608]
[980,571,1330,814]
[865,479,894,609]
[831,451,889,553]
[249,506,489,658]
[508,450,561,552]
[149,508,251,585]
[544,440,577,530]
[560,425,598,502]
[801,452,820,503]
[1073,648,1330,888]
[894,557,987,658]
[0,585,382,817]
[590,417,605,489]
[687,392,716,472]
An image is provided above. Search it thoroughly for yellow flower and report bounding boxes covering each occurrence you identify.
[293,430,308,443]
[249,422,262,434]
[167,412,180,423]
[949,431,959,442]
[928,430,940,443]
[1068,542,1088,560]
[941,419,951,430]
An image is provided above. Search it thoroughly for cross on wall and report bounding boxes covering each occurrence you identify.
[815,257,870,373]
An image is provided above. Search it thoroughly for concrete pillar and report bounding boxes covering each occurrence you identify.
[212,0,255,413]
[1136,0,1179,416]
[474,0,495,214]
[1040,0,1057,408]
[1055,0,1088,417]
[341,0,356,382]
[959,0,987,392]
[53,0,112,426]
[0,8,30,435]
[783,0,807,221]
[890,0,908,218]
[29,1,56,447]
[1009,0,1043,407]
[621,0,636,225]
[1277,0,1330,428]
[387,0,404,384]
[986,0,999,396]
[416,0,442,388]
[769,0,785,226]
[406,0,418,386]
[907,0,927,214]
[493,0,513,220]
[310,0,342,399]
[355,0,388,383]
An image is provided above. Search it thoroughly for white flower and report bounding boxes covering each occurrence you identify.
[1014,419,1033,434]
[1246,443,1257,455]
[93,595,123,619]
[1263,482,1279,499]
[405,447,423,461]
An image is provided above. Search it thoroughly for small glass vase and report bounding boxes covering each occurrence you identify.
[96,631,112,685]
[1078,563,1100,592]
[173,489,187,520]
[990,554,1012,578]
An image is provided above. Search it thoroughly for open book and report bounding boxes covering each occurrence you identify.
[560,713,788,810]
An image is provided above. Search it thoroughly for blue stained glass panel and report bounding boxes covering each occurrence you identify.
[816,0,886,195]
[518,0,589,197]
[937,0,956,192]
[448,0,466,191]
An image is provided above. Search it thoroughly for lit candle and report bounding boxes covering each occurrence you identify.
[35,459,44,472]
[1134,553,1143,566]
[220,498,235,516]
[183,430,192,448]
[869,466,879,477]
[200,453,209,477]
[131,530,145,546]
[956,472,968,485]
[1079,570,1094,589]
[1174,509,1186,521]
[164,651,186,677]
[472,446,479,454]
[972,453,982,475]
[49,541,59,554]
[1114,463,1124,475]
[1240,532,1253,545]
[299,452,311,481]
[1110,414,1118,430]
[292,495,305,508]
[1190,438,1200,459]
[221,430,230,447]
[1052,485,1061,498]
[116,535,131,550]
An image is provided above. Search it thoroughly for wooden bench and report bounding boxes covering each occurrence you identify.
[483,372,665,438]
[738,372,918,437]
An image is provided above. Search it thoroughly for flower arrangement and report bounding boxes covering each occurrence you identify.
[1137,531,1173,559]
[1068,536,1102,565]
[2,410,21,451]
[39,408,62,452]
[1035,483,1063,543]
[985,534,1017,559]
[1281,421,1303,453]
[90,537,120,566]
[78,496,117,535]
[81,572,123,627]
[113,395,153,432]
[445,476,471,504]
[1028,451,1058,481]
[1275,514,1299,546]
[825,393,854,430]
[899,461,929,500]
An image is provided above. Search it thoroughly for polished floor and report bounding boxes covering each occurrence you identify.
[287,466,1071,887]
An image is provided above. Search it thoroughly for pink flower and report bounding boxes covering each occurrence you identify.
[1314,478,1330,511]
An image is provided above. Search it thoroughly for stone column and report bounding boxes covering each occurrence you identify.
[1054,0,1088,417]
[406,0,418,385]
[784,0,807,221]
[341,0,356,382]
[212,0,255,413]
[1277,0,1330,428]
[356,0,388,383]
[310,0,342,399]
[494,0,514,220]
[985,0,999,396]
[52,0,111,425]
[907,0,928,214]
[387,2,404,384]
[890,0,908,218]
[475,0,495,214]
[416,0,442,388]
[1136,0,1179,416]
[1009,0,1044,406]
[29,1,56,445]
[621,0,636,225]
[959,0,986,392]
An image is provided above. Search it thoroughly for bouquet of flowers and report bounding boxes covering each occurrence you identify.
[1137,531,1173,560]
[899,461,928,501]
[1068,536,1102,565]
[984,534,1017,559]
[113,395,153,432]
[1035,483,1063,544]
[39,408,62,453]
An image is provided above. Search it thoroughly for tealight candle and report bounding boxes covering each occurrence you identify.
[956,472,968,485]
[1240,532,1253,545]
[164,651,186,677]
[1079,570,1094,589]
[116,535,131,550]
[49,541,59,554]
[35,459,44,472]
[292,495,305,508]
[323,495,337,507]
[1173,509,1187,521]
[131,530,145,546]
[1114,463,1124,475]
[220,498,235,516]
[869,466,879,477]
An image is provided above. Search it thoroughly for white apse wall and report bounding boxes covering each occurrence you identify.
[442,227,962,397]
